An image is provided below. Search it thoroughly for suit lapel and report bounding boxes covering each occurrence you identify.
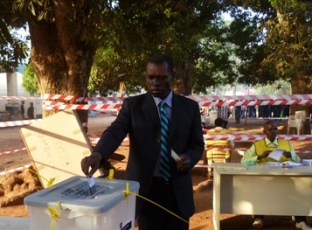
[142,92,160,127]
[141,92,184,135]
[170,94,184,137]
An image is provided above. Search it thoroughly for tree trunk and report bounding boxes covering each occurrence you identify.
[174,61,194,95]
[28,10,96,133]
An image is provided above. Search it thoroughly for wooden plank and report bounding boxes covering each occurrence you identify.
[20,110,101,188]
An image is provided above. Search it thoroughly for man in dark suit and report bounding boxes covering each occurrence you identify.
[81,54,204,230]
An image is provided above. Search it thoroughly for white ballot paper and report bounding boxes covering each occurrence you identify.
[171,149,181,161]
[87,176,96,195]
[268,148,284,161]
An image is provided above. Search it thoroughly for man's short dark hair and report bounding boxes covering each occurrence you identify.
[148,54,174,75]
[215,118,227,128]
[263,120,276,127]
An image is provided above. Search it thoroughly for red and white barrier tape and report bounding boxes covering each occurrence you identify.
[43,99,311,109]
[42,100,121,108]
[200,99,312,107]
[42,94,125,102]
[189,94,312,101]
[42,99,312,110]
[0,164,32,176]
[293,150,312,154]
[0,147,26,156]
[2,94,312,102]
[204,134,312,141]
[204,147,311,154]
[43,103,122,111]
[0,96,38,100]
[0,95,124,102]
[0,119,40,127]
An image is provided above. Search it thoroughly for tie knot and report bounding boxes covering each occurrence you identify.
[160,100,166,108]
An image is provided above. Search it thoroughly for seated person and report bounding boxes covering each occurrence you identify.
[200,107,207,127]
[241,120,311,230]
[207,118,229,132]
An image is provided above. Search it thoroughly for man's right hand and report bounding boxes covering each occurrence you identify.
[259,150,271,159]
[81,152,102,177]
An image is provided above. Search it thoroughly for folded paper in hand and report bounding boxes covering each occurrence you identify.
[268,148,285,161]
[171,149,181,161]
[87,177,96,195]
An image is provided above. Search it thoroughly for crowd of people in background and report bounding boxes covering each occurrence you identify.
[235,105,291,119]
[202,104,295,125]
[20,101,34,120]
[201,104,312,129]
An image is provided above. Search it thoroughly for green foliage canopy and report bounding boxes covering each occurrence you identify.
[22,61,39,96]
[1,0,312,97]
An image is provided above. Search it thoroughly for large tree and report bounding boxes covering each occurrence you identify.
[1,0,107,129]
[226,0,312,94]
[266,0,312,117]
[2,0,311,115]
[88,1,272,95]
[261,0,312,94]
[89,0,221,95]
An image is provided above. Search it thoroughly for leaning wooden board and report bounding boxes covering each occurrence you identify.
[20,110,101,188]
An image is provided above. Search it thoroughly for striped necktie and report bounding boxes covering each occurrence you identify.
[159,100,171,181]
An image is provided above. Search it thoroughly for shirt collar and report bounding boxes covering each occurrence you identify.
[264,137,278,146]
[153,91,173,108]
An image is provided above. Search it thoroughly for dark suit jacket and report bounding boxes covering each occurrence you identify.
[93,92,204,218]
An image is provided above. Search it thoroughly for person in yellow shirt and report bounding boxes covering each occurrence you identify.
[241,121,301,165]
[241,120,311,230]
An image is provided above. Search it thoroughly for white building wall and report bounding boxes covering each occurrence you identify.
[0,74,8,96]
[0,72,42,119]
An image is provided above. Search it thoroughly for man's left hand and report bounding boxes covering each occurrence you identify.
[283,151,291,159]
[176,154,190,172]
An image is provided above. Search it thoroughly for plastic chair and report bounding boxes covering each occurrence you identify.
[205,140,231,178]
[295,110,306,122]
[287,111,305,135]
[208,111,218,126]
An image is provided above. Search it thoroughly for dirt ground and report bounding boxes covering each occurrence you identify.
[0,116,312,230]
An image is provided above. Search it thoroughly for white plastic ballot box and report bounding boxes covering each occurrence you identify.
[24,176,140,230]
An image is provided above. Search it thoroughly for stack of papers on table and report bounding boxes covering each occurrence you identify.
[302,159,312,166]
[264,161,303,166]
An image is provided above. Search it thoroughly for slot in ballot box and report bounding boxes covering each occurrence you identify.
[24,176,140,230]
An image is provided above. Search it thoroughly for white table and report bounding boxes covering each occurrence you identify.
[213,163,312,230]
